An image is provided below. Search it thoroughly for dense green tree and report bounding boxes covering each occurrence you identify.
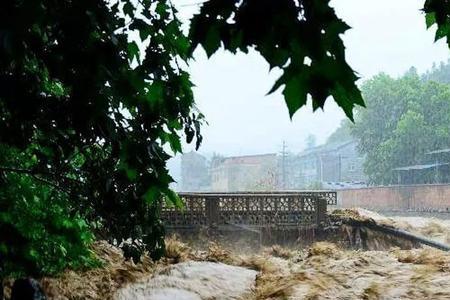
[351,71,450,184]
[0,0,203,269]
[0,146,97,277]
[422,59,450,83]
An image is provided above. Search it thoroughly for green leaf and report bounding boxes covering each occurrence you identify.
[0,243,7,254]
[426,12,436,29]
[59,245,68,256]
[147,81,164,104]
[143,186,160,204]
[282,71,309,118]
[229,30,243,51]
[123,2,134,17]
[127,41,140,63]
[332,84,356,122]
[130,19,152,41]
[174,36,190,59]
[156,2,168,15]
[203,26,221,57]
[125,166,137,181]
[167,133,182,153]
[164,189,184,209]
[435,22,450,41]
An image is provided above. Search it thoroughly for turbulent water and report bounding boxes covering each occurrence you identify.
[111,210,450,299]
[263,243,450,299]
[267,211,450,299]
[29,209,450,299]
[356,208,450,244]
[114,261,257,300]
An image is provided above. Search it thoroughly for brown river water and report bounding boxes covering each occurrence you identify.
[8,209,450,299]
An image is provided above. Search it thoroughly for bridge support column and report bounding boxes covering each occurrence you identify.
[316,197,327,226]
[206,196,219,226]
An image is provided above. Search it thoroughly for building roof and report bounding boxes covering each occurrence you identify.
[426,148,450,155]
[393,163,450,171]
[298,140,355,158]
[222,153,277,165]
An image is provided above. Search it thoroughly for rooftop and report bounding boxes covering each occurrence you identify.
[393,163,450,171]
[426,148,450,155]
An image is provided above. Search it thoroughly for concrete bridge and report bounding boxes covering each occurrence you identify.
[161,191,337,230]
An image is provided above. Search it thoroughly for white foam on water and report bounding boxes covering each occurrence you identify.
[114,261,257,300]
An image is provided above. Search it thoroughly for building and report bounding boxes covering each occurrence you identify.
[210,153,278,191]
[180,139,367,192]
[393,148,450,185]
[180,151,210,191]
[292,140,366,188]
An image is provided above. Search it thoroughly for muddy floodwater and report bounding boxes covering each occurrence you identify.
[20,209,450,300]
[115,261,257,300]
[111,210,450,299]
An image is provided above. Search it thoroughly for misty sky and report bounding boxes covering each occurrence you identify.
[174,0,449,156]
[168,0,450,180]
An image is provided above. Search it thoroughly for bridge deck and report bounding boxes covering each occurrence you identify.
[162,191,336,229]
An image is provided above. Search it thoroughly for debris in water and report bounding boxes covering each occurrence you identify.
[164,234,192,263]
[263,244,294,259]
[330,208,450,251]
[307,242,340,258]
[204,242,235,265]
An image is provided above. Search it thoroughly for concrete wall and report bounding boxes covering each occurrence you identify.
[337,184,450,212]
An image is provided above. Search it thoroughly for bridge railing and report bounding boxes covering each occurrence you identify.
[161,191,336,228]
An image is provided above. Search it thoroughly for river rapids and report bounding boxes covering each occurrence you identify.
[7,209,450,299]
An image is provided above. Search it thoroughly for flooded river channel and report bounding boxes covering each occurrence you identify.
[23,209,450,300]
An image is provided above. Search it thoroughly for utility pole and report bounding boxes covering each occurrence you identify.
[280,141,288,190]
[338,154,342,182]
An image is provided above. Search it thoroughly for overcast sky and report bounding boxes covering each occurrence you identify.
[168,0,450,179]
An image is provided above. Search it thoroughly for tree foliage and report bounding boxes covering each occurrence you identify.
[351,70,450,184]
[0,146,96,277]
[424,0,450,48]
[0,0,202,269]
[423,59,450,83]
[189,0,365,119]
